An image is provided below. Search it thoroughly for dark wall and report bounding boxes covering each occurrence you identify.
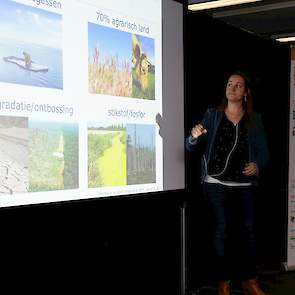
[185,12,290,289]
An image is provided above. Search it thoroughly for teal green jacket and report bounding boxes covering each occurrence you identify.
[186,108,269,184]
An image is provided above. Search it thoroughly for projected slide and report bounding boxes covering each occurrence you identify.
[0,0,163,207]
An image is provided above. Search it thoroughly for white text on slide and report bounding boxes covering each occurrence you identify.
[96,12,150,34]
[108,108,145,119]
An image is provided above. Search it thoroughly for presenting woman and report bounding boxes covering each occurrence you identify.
[186,71,269,295]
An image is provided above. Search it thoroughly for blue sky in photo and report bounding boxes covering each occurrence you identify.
[127,124,155,148]
[136,35,155,65]
[88,23,131,64]
[0,0,62,49]
[29,121,77,130]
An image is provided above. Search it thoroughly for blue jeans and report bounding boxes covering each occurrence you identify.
[203,183,257,281]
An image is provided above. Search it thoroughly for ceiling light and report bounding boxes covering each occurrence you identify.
[276,37,295,43]
[188,0,262,12]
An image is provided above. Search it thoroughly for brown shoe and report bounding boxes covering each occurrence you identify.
[242,279,267,295]
[218,281,230,295]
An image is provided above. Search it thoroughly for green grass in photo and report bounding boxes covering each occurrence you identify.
[63,125,79,189]
[29,128,63,192]
[98,132,126,186]
[132,70,155,100]
[88,130,126,187]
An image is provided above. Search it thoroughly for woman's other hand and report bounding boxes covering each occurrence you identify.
[243,162,259,176]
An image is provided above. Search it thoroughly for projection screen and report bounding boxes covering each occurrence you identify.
[0,0,184,207]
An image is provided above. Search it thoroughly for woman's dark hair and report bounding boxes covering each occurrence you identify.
[218,70,255,129]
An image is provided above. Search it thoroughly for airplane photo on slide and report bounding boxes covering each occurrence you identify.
[0,0,63,89]
[88,23,155,99]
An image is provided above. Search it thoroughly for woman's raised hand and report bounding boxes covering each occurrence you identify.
[191,124,207,139]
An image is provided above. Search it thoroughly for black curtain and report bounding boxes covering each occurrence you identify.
[185,12,290,290]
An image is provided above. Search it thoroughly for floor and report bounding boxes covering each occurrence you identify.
[260,269,295,295]
[189,268,295,294]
